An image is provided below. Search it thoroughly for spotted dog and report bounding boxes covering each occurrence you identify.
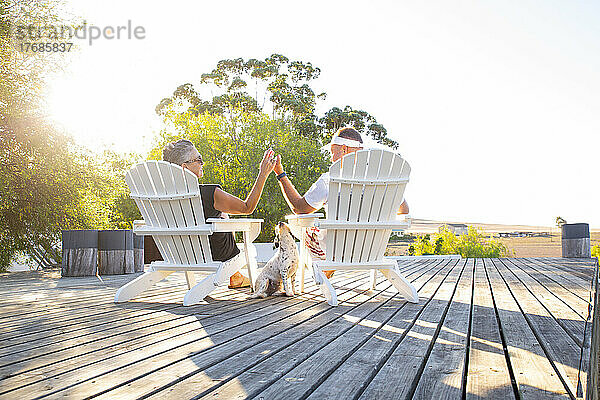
[251,222,299,298]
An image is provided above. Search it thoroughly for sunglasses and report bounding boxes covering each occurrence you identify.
[185,155,204,165]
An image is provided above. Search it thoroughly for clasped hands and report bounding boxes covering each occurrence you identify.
[259,148,285,177]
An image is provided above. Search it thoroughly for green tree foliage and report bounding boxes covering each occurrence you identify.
[592,245,599,263]
[0,0,82,271]
[155,54,399,149]
[0,1,140,271]
[408,227,509,258]
[319,105,398,148]
[1,128,141,271]
[1,121,83,270]
[74,149,142,230]
[152,54,402,241]
[149,110,329,241]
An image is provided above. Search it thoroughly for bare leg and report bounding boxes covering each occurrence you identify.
[229,271,250,288]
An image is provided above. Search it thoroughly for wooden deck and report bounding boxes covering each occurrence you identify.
[0,257,596,399]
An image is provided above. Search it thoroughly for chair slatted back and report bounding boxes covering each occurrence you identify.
[125,161,213,265]
[326,149,410,263]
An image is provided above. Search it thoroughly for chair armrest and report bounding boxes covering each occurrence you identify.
[397,214,412,228]
[134,225,213,235]
[285,213,324,227]
[206,218,263,242]
[133,220,145,229]
[285,213,324,239]
[206,218,263,231]
[315,220,410,230]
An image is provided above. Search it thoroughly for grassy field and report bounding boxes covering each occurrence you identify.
[386,231,600,257]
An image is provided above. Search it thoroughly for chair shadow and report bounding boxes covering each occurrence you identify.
[107,270,589,399]
[5,264,591,400]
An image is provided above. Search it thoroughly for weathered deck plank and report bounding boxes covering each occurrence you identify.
[124,279,412,399]
[204,259,451,400]
[0,287,246,356]
[532,258,595,284]
[0,257,594,400]
[48,278,376,398]
[354,258,468,399]
[504,258,586,344]
[485,259,571,399]
[88,261,430,399]
[9,270,386,399]
[526,258,591,296]
[0,280,186,328]
[466,259,515,399]
[492,259,582,397]
[411,258,475,399]
[0,274,363,398]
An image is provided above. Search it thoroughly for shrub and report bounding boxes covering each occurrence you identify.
[592,245,600,262]
[408,227,508,258]
[389,232,416,242]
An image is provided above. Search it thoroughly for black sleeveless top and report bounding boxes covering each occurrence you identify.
[200,184,241,262]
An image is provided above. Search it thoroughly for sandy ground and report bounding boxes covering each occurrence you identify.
[497,232,600,257]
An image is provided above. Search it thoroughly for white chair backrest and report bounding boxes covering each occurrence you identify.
[125,160,213,264]
[325,149,410,263]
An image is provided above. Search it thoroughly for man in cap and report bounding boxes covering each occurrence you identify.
[273,127,409,278]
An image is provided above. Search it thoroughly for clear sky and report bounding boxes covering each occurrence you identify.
[46,0,600,228]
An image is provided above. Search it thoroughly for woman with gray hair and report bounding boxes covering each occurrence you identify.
[163,139,276,288]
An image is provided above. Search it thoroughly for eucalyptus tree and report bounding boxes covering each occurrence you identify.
[155,54,398,148]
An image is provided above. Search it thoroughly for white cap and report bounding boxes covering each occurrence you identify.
[321,133,365,152]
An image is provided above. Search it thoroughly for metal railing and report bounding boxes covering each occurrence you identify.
[586,257,599,400]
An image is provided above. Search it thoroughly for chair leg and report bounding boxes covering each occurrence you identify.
[313,264,338,306]
[369,269,377,290]
[114,270,173,303]
[186,249,251,306]
[185,271,196,290]
[299,231,306,293]
[242,233,258,290]
[183,275,218,306]
[380,266,419,303]
[299,262,306,294]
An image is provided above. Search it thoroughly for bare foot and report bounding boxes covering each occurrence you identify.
[229,272,251,288]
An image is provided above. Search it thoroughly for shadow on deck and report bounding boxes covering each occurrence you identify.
[0,257,596,399]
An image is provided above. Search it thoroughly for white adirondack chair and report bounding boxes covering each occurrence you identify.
[114,160,262,306]
[287,149,418,306]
